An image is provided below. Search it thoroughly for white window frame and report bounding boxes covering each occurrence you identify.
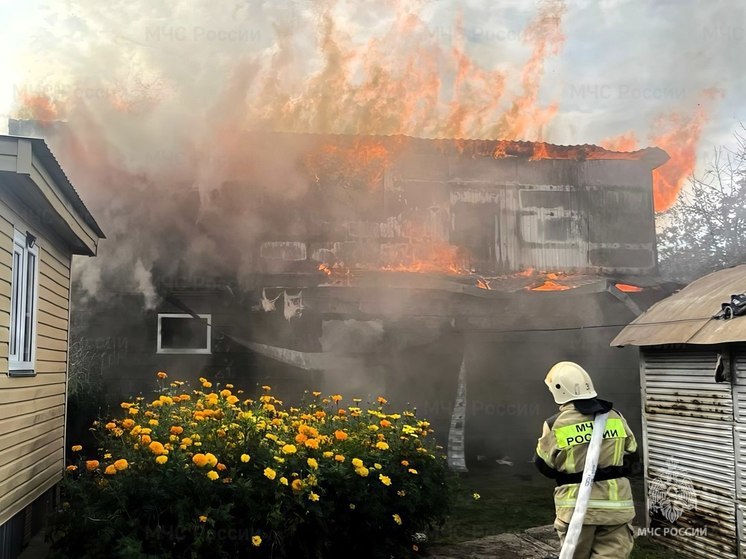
[156,313,211,354]
[9,230,39,376]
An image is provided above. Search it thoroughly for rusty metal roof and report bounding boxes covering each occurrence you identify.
[612,265,746,346]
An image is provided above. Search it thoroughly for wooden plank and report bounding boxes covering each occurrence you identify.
[0,215,13,239]
[0,394,66,419]
[37,311,67,331]
[37,335,67,352]
[39,287,69,311]
[39,263,69,292]
[0,372,66,389]
[0,418,64,455]
[36,348,66,362]
[38,298,67,321]
[0,381,66,406]
[0,262,11,284]
[36,360,67,374]
[0,445,62,488]
[0,450,63,525]
[38,323,68,342]
[38,237,71,272]
[39,248,70,278]
[0,458,62,526]
[0,279,10,299]
[0,405,65,440]
[39,270,69,299]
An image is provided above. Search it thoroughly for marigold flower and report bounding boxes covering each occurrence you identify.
[71,444,83,452]
[261,385,271,392]
[156,455,168,465]
[120,402,133,409]
[334,430,348,441]
[192,453,209,467]
[263,467,277,480]
[375,441,390,450]
[282,444,297,455]
[220,389,231,398]
[148,441,166,455]
[252,535,262,547]
[104,465,117,475]
[393,514,402,525]
[170,426,184,435]
[105,422,116,430]
[207,470,219,481]
[240,454,251,463]
[291,479,303,492]
[199,515,207,523]
[217,463,227,471]
[66,465,77,472]
[157,371,168,379]
[128,408,139,416]
[114,459,129,471]
[323,451,334,458]
[122,419,135,429]
[374,463,382,470]
[355,466,369,477]
[401,460,409,467]
[205,453,218,468]
[279,476,288,486]
[140,435,152,445]
[334,454,345,463]
[307,458,318,470]
[380,419,392,428]
[85,460,99,471]
[104,453,112,459]
[304,438,319,450]
[379,474,392,486]
[148,419,159,426]
[227,395,239,405]
[331,394,342,403]
[408,468,418,475]
[308,492,320,502]
[202,381,212,388]
[295,433,308,444]
[311,391,321,397]
[351,458,363,468]
[377,396,388,405]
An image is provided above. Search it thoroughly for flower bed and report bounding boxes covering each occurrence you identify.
[51,373,452,558]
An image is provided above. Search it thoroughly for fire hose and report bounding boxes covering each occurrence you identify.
[558,412,609,559]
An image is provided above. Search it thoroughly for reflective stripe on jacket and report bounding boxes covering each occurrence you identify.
[536,403,638,525]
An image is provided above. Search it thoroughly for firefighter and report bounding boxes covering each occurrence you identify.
[535,361,638,558]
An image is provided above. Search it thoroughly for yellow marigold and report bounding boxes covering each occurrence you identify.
[104,453,112,459]
[130,425,142,436]
[156,455,168,465]
[148,419,159,427]
[263,467,277,480]
[71,444,83,452]
[192,454,209,467]
[307,458,318,470]
[104,465,117,475]
[331,394,342,403]
[86,460,99,471]
[105,422,116,430]
[401,460,409,467]
[120,402,133,409]
[114,459,129,471]
[148,441,166,455]
[207,470,219,481]
[380,419,392,428]
[252,535,262,547]
[408,468,418,475]
[308,492,320,502]
[379,474,392,486]
[240,454,251,463]
[311,391,321,397]
[377,396,388,405]
[198,515,207,523]
[151,400,163,408]
[323,451,334,458]
[279,476,288,486]
[262,385,272,392]
[334,454,345,463]
[170,426,184,435]
[227,395,239,405]
[355,466,369,477]
[295,433,308,444]
[375,441,390,450]
[304,438,319,450]
[392,514,402,525]
[128,408,139,416]
[291,479,303,492]
[141,435,152,445]
[351,458,363,468]
[157,371,168,379]
[334,430,348,441]
[374,463,382,470]
[205,453,218,468]
[66,465,77,472]
[281,444,297,455]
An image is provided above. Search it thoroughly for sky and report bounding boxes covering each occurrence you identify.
[0,0,744,180]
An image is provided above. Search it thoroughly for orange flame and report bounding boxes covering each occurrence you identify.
[614,283,643,293]
[531,280,571,291]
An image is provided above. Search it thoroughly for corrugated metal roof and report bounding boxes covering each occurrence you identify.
[612,265,746,346]
[0,134,105,238]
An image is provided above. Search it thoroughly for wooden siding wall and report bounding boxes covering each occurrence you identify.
[0,201,71,527]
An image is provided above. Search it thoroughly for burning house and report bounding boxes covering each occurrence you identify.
[10,120,676,468]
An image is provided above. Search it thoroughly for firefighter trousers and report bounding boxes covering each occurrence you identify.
[554,519,634,558]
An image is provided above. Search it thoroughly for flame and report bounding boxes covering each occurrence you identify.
[380,242,470,275]
[531,280,571,291]
[476,278,491,290]
[16,92,60,123]
[305,141,390,189]
[614,283,643,293]
[600,89,723,212]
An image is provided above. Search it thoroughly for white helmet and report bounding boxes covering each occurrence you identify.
[545,361,597,404]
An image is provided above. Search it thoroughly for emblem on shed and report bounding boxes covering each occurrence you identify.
[648,459,697,523]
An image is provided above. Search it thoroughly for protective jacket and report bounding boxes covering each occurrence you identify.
[535,402,638,525]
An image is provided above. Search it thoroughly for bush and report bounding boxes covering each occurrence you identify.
[50,373,452,558]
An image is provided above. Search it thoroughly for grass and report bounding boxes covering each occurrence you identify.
[431,466,679,559]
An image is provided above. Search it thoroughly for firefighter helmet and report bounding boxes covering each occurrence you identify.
[545,361,597,404]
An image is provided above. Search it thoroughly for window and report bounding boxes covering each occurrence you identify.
[157,314,211,354]
[9,230,38,375]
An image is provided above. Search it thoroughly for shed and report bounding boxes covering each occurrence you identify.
[612,265,746,559]
[0,135,103,559]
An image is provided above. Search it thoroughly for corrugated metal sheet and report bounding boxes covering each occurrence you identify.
[642,348,738,558]
[612,265,746,347]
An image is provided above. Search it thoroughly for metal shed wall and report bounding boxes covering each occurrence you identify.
[641,347,738,559]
